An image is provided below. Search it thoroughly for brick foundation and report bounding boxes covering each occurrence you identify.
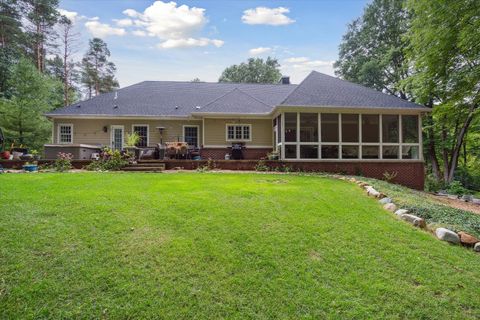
[0,159,425,190]
[200,147,272,160]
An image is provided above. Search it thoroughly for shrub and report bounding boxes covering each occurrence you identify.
[85,148,130,171]
[54,152,73,172]
[446,180,468,196]
[254,159,269,172]
[424,174,445,193]
[382,171,398,183]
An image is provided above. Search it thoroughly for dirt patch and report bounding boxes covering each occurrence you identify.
[428,194,480,215]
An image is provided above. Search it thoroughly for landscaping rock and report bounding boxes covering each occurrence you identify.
[435,228,460,244]
[457,232,479,246]
[394,209,409,216]
[379,197,392,204]
[366,187,380,197]
[474,242,480,252]
[461,195,473,202]
[383,203,397,212]
[401,214,426,228]
[472,198,480,205]
[447,194,459,200]
[377,192,387,199]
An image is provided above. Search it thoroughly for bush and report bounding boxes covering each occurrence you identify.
[85,148,130,171]
[424,174,445,193]
[254,159,269,172]
[54,152,73,172]
[446,180,469,196]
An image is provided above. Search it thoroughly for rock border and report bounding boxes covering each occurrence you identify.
[336,176,480,253]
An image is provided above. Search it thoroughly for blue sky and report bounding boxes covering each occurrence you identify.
[59,0,368,86]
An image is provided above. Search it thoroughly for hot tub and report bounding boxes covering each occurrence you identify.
[44,144,102,160]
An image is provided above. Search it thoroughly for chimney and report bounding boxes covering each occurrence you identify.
[280,76,290,85]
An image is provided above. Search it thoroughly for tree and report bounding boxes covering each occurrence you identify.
[46,54,79,105]
[219,57,282,83]
[405,0,480,183]
[24,0,59,73]
[80,38,119,98]
[0,58,62,149]
[191,77,202,82]
[334,0,410,99]
[57,15,79,106]
[0,0,26,96]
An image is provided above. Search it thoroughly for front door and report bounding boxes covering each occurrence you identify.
[111,125,124,150]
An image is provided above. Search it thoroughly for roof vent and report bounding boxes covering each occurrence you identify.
[279,76,290,85]
[76,105,81,108]
[195,106,201,109]
[175,106,179,109]
[113,105,118,109]
[114,91,118,100]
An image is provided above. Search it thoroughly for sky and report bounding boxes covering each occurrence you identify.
[58,0,368,87]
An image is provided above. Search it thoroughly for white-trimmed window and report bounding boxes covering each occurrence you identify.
[226,124,251,141]
[183,125,199,147]
[57,124,73,144]
[132,124,149,147]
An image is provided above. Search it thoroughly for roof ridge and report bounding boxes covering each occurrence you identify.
[200,87,273,110]
[279,71,316,105]
[234,87,275,108]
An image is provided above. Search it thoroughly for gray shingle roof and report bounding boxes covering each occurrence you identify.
[47,71,428,117]
[47,81,297,117]
[280,71,428,110]
[195,88,273,114]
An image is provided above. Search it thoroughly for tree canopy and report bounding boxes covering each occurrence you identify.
[219,57,282,84]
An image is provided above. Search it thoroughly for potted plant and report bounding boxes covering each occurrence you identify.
[124,132,140,159]
[31,149,40,161]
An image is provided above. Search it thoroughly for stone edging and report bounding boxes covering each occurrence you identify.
[333,175,480,253]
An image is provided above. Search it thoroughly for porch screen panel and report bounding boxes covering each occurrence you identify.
[341,114,359,142]
[362,115,379,142]
[382,115,399,143]
[133,125,148,147]
[321,113,339,142]
[402,115,419,143]
[285,113,297,142]
[300,113,318,142]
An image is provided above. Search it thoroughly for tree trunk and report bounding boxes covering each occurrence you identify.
[446,108,476,183]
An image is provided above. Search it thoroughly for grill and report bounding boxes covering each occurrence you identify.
[231,143,244,160]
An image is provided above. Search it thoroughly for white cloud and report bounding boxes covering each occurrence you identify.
[85,20,126,38]
[242,7,295,26]
[132,30,147,37]
[157,37,224,49]
[123,1,223,49]
[282,57,335,83]
[114,18,134,27]
[249,47,272,56]
[58,9,78,23]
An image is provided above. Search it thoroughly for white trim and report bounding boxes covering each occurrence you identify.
[131,124,149,147]
[225,123,252,142]
[57,123,73,144]
[47,115,197,120]
[110,125,124,150]
[182,125,200,147]
[418,114,423,161]
[202,118,205,147]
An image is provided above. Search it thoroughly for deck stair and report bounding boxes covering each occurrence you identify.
[122,160,166,172]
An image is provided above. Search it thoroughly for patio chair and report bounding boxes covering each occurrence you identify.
[165,142,177,159]
[177,143,188,159]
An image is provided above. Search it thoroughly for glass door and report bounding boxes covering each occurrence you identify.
[111,125,124,150]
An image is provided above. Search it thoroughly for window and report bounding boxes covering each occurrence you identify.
[285,145,297,159]
[362,115,379,142]
[285,113,297,142]
[321,113,339,142]
[402,115,419,143]
[362,146,379,159]
[342,114,359,143]
[382,146,399,159]
[382,115,399,143]
[132,125,148,147]
[58,124,73,144]
[300,113,318,142]
[342,145,359,159]
[226,124,251,141]
[300,145,318,159]
[321,145,339,159]
[184,126,199,147]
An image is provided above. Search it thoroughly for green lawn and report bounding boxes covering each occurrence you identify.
[0,173,479,319]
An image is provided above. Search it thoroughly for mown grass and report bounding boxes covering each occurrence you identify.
[0,172,479,319]
[361,177,480,238]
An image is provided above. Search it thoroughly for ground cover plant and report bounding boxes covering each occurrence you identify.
[0,173,479,319]
[362,177,480,238]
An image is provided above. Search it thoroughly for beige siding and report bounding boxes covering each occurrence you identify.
[204,118,273,147]
[53,119,202,147]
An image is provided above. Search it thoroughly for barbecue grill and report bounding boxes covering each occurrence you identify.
[231,143,244,160]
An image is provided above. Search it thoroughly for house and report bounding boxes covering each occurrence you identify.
[45,71,430,187]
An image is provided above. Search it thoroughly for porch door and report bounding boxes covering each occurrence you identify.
[183,126,199,147]
[111,125,124,150]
